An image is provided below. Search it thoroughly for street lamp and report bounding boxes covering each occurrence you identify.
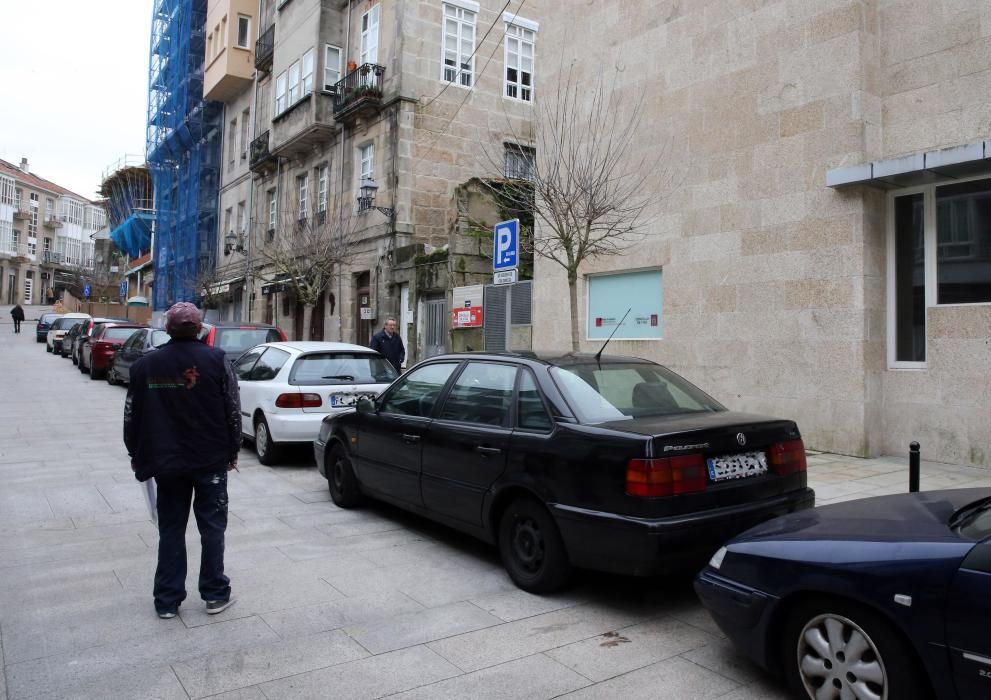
[357,178,394,218]
[224,229,244,256]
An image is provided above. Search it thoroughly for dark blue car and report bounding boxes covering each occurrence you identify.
[695,488,991,700]
[35,312,63,343]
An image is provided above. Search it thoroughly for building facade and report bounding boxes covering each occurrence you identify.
[0,158,102,305]
[533,0,991,467]
[205,0,537,355]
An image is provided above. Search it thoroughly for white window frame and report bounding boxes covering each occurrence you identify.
[236,14,251,49]
[359,143,374,182]
[317,165,328,213]
[324,44,342,91]
[268,189,277,229]
[360,5,380,65]
[275,71,287,113]
[441,3,476,87]
[301,48,314,96]
[297,173,309,219]
[504,21,535,102]
[287,60,301,104]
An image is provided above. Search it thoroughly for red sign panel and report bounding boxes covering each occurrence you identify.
[451,307,483,329]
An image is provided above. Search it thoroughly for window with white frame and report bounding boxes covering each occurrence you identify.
[297,173,309,219]
[359,143,374,182]
[317,165,328,212]
[240,109,249,158]
[288,60,301,104]
[888,175,991,368]
[61,199,83,225]
[224,207,233,235]
[0,176,13,206]
[228,118,238,169]
[275,71,287,113]
[46,198,54,216]
[324,44,342,90]
[237,201,246,232]
[360,6,379,65]
[302,48,314,95]
[442,4,476,87]
[236,15,251,48]
[268,189,277,229]
[504,22,535,101]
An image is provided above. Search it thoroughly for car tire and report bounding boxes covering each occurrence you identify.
[327,442,364,508]
[46,344,52,353]
[782,598,927,700]
[72,349,79,365]
[254,416,280,466]
[90,366,103,380]
[497,497,572,593]
[106,368,118,385]
[79,356,88,373]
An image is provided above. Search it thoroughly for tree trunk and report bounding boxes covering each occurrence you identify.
[568,272,580,352]
[302,303,314,341]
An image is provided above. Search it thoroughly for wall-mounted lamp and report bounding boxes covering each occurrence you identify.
[224,229,245,255]
[357,178,394,218]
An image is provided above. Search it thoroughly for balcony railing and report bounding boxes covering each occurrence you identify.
[43,215,63,229]
[12,203,31,219]
[250,130,276,172]
[255,24,274,71]
[42,250,61,265]
[332,63,385,121]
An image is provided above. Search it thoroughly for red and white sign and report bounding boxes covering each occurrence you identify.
[452,307,483,328]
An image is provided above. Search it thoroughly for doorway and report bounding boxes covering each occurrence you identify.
[424,295,447,358]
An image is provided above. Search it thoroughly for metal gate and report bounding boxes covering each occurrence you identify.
[483,280,532,351]
[424,297,447,358]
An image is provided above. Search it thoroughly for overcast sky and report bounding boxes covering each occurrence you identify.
[0,0,153,200]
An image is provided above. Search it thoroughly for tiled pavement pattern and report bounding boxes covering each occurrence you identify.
[3,306,990,699]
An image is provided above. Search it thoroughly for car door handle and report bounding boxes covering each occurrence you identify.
[401,433,420,444]
[475,446,501,456]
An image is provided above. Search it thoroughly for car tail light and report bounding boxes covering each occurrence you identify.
[94,341,115,355]
[275,392,322,408]
[205,328,216,346]
[768,439,807,475]
[626,455,707,497]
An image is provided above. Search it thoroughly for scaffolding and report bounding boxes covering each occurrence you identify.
[100,155,155,259]
[146,0,222,310]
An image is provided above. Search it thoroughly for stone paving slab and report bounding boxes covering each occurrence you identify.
[4,308,991,699]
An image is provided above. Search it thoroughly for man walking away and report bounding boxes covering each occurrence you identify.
[10,304,24,333]
[370,316,405,374]
[124,302,242,619]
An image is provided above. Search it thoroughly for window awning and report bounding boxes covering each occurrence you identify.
[826,139,991,189]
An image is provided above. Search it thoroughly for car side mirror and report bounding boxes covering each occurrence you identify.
[357,396,376,415]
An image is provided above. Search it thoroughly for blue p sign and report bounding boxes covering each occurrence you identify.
[83,284,92,299]
[493,219,519,271]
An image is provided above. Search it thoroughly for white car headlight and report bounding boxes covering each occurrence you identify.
[709,546,728,570]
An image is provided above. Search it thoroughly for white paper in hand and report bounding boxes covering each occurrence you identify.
[143,479,158,524]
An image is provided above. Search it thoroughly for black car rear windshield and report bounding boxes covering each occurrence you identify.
[288,352,398,386]
[550,363,725,423]
[212,328,282,354]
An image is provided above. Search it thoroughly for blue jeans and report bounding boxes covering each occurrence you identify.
[153,469,231,612]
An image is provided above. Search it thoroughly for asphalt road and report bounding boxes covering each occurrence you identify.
[10,304,985,699]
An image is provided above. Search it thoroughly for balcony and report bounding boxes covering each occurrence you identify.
[43,215,63,229]
[12,203,30,220]
[249,130,277,174]
[255,24,274,72]
[42,250,61,265]
[332,64,385,123]
[270,92,337,158]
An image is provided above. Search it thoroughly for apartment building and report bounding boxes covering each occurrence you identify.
[533,1,991,467]
[205,0,537,352]
[0,158,102,305]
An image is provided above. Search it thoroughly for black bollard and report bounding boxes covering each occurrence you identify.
[909,441,920,493]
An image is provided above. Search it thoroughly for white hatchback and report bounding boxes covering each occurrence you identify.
[234,341,399,465]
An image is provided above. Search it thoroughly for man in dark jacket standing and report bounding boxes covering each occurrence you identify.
[370,316,404,373]
[10,304,24,333]
[124,302,242,619]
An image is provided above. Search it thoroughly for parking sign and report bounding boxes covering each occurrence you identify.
[493,219,519,271]
[83,284,91,299]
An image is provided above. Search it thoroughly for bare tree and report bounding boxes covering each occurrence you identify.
[484,65,675,351]
[253,196,358,340]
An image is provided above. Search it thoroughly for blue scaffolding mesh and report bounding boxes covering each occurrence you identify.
[100,162,155,259]
[146,0,222,310]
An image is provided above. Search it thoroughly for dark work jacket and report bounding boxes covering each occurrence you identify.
[123,337,242,482]
[370,329,405,372]
[10,305,24,321]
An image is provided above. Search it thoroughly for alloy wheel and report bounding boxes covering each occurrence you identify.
[797,613,887,700]
[510,516,545,574]
[255,422,268,457]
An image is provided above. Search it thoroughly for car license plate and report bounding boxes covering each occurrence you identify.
[329,393,359,408]
[706,451,768,482]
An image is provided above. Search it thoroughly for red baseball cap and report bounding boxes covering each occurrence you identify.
[164,302,203,330]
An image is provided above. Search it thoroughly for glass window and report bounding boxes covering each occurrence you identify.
[517,370,552,431]
[268,189,277,228]
[214,328,282,355]
[103,327,142,341]
[439,362,518,426]
[325,45,342,90]
[233,348,265,380]
[442,4,475,86]
[587,269,663,340]
[504,23,535,101]
[360,5,379,65]
[504,144,535,181]
[551,362,724,424]
[893,192,926,362]
[381,362,457,417]
[302,48,314,95]
[250,347,291,381]
[275,71,287,113]
[935,179,991,305]
[236,15,251,48]
[151,330,170,347]
[289,352,398,386]
[297,173,309,217]
[317,165,328,213]
[359,143,374,182]
[288,59,301,103]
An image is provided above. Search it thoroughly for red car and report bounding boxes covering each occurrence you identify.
[80,323,146,380]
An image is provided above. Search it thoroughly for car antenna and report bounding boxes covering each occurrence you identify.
[594,308,631,367]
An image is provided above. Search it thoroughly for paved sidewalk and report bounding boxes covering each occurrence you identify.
[2,306,990,699]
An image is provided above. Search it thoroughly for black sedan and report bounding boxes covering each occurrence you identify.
[694,488,991,700]
[107,327,170,385]
[314,352,814,592]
